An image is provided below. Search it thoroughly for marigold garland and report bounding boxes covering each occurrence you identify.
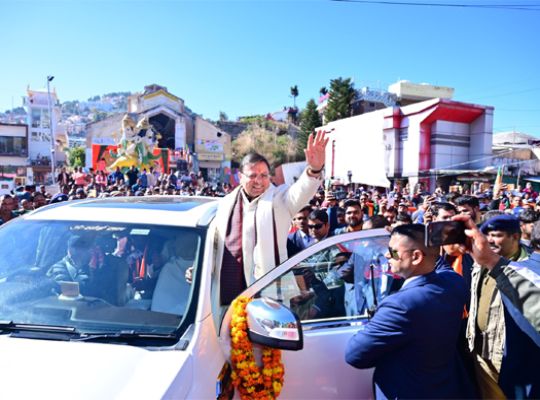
[230,296,284,400]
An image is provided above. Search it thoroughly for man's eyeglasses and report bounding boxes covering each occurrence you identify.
[308,223,324,230]
[387,247,414,260]
[241,172,270,180]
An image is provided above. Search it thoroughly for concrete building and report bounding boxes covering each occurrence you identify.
[321,97,494,191]
[351,87,397,115]
[492,131,540,177]
[86,84,194,171]
[388,80,454,106]
[86,84,230,176]
[23,87,67,184]
[127,84,193,151]
[0,123,28,186]
[317,80,454,122]
[194,117,232,180]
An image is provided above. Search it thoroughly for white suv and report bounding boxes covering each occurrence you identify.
[0,196,391,399]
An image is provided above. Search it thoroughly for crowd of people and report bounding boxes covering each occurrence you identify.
[282,182,540,399]
[0,152,539,398]
[0,165,234,224]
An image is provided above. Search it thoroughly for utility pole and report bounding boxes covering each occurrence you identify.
[47,75,56,186]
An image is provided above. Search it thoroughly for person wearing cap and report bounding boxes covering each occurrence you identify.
[50,193,69,204]
[397,201,409,216]
[16,185,32,202]
[521,198,533,210]
[467,214,529,398]
[455,214,540,399]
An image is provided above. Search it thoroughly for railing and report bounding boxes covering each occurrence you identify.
[0,150,28,157]
[30,158,51,166]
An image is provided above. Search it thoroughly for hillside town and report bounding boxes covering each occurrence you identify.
[1,80,539,197]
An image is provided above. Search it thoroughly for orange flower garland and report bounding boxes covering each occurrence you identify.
[230,296,284,400]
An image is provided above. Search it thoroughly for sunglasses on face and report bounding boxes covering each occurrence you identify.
[308,223,324,230]
[388,247,415,260]
[388,247,400,260]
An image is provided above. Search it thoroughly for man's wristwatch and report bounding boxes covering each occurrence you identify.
[307,165,324,176]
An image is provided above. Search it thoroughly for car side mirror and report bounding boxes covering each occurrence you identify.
[245,297,303,351]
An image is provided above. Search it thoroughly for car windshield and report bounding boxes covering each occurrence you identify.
[0,218,202,338]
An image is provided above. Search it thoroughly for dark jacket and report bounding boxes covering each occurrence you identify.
[491,254,540,398]
[286,230,310,258]
[345,270,474,399]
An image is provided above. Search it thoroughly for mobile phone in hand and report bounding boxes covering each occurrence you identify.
[425,221,467,247]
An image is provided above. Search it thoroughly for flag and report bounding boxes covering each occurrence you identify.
[493,165,504,199]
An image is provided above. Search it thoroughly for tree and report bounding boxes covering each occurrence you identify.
[232,123,297,168]
[297,99,321,159]
[219,111,229,122]
[92,110,108,122]
[290,85,299,108]
[324,77,355,123]
[67,146,86,167]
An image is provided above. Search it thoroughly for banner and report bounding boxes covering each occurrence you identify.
[91,144,171,174]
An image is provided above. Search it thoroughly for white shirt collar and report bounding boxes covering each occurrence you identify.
[401,275,422,288]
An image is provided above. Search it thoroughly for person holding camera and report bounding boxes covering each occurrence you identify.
[455,214,540,399]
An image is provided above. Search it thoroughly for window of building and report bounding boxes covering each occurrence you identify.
[31,109,41,128]
[0,136,27,156]
[42,109,50,129]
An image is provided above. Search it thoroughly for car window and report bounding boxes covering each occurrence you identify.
[254,235,398,322]
[0,219,203,339]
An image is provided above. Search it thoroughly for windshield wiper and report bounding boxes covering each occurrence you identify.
[72,330,177,342]
[0,320,77,334]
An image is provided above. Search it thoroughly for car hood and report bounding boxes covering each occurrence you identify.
[0,335,192,399]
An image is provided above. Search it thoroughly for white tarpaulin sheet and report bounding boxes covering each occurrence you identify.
[280,161,307,186]
[322,110,391,188]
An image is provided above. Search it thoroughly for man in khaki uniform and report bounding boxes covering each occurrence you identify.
[467,215,528,398]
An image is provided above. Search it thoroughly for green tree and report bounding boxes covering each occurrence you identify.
[290,85,299,108]
[232,123,296,168]
[324,77,355,123]
[92,110,108,122]
[297,99,321,159]
[219,111,229,122]
[67,146,86,167]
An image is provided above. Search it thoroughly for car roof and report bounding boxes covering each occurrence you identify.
[24,195,219,228]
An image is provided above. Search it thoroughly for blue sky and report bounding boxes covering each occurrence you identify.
[1,0,539,135]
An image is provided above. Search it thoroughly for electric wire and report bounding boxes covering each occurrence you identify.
[330,0,540,11]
